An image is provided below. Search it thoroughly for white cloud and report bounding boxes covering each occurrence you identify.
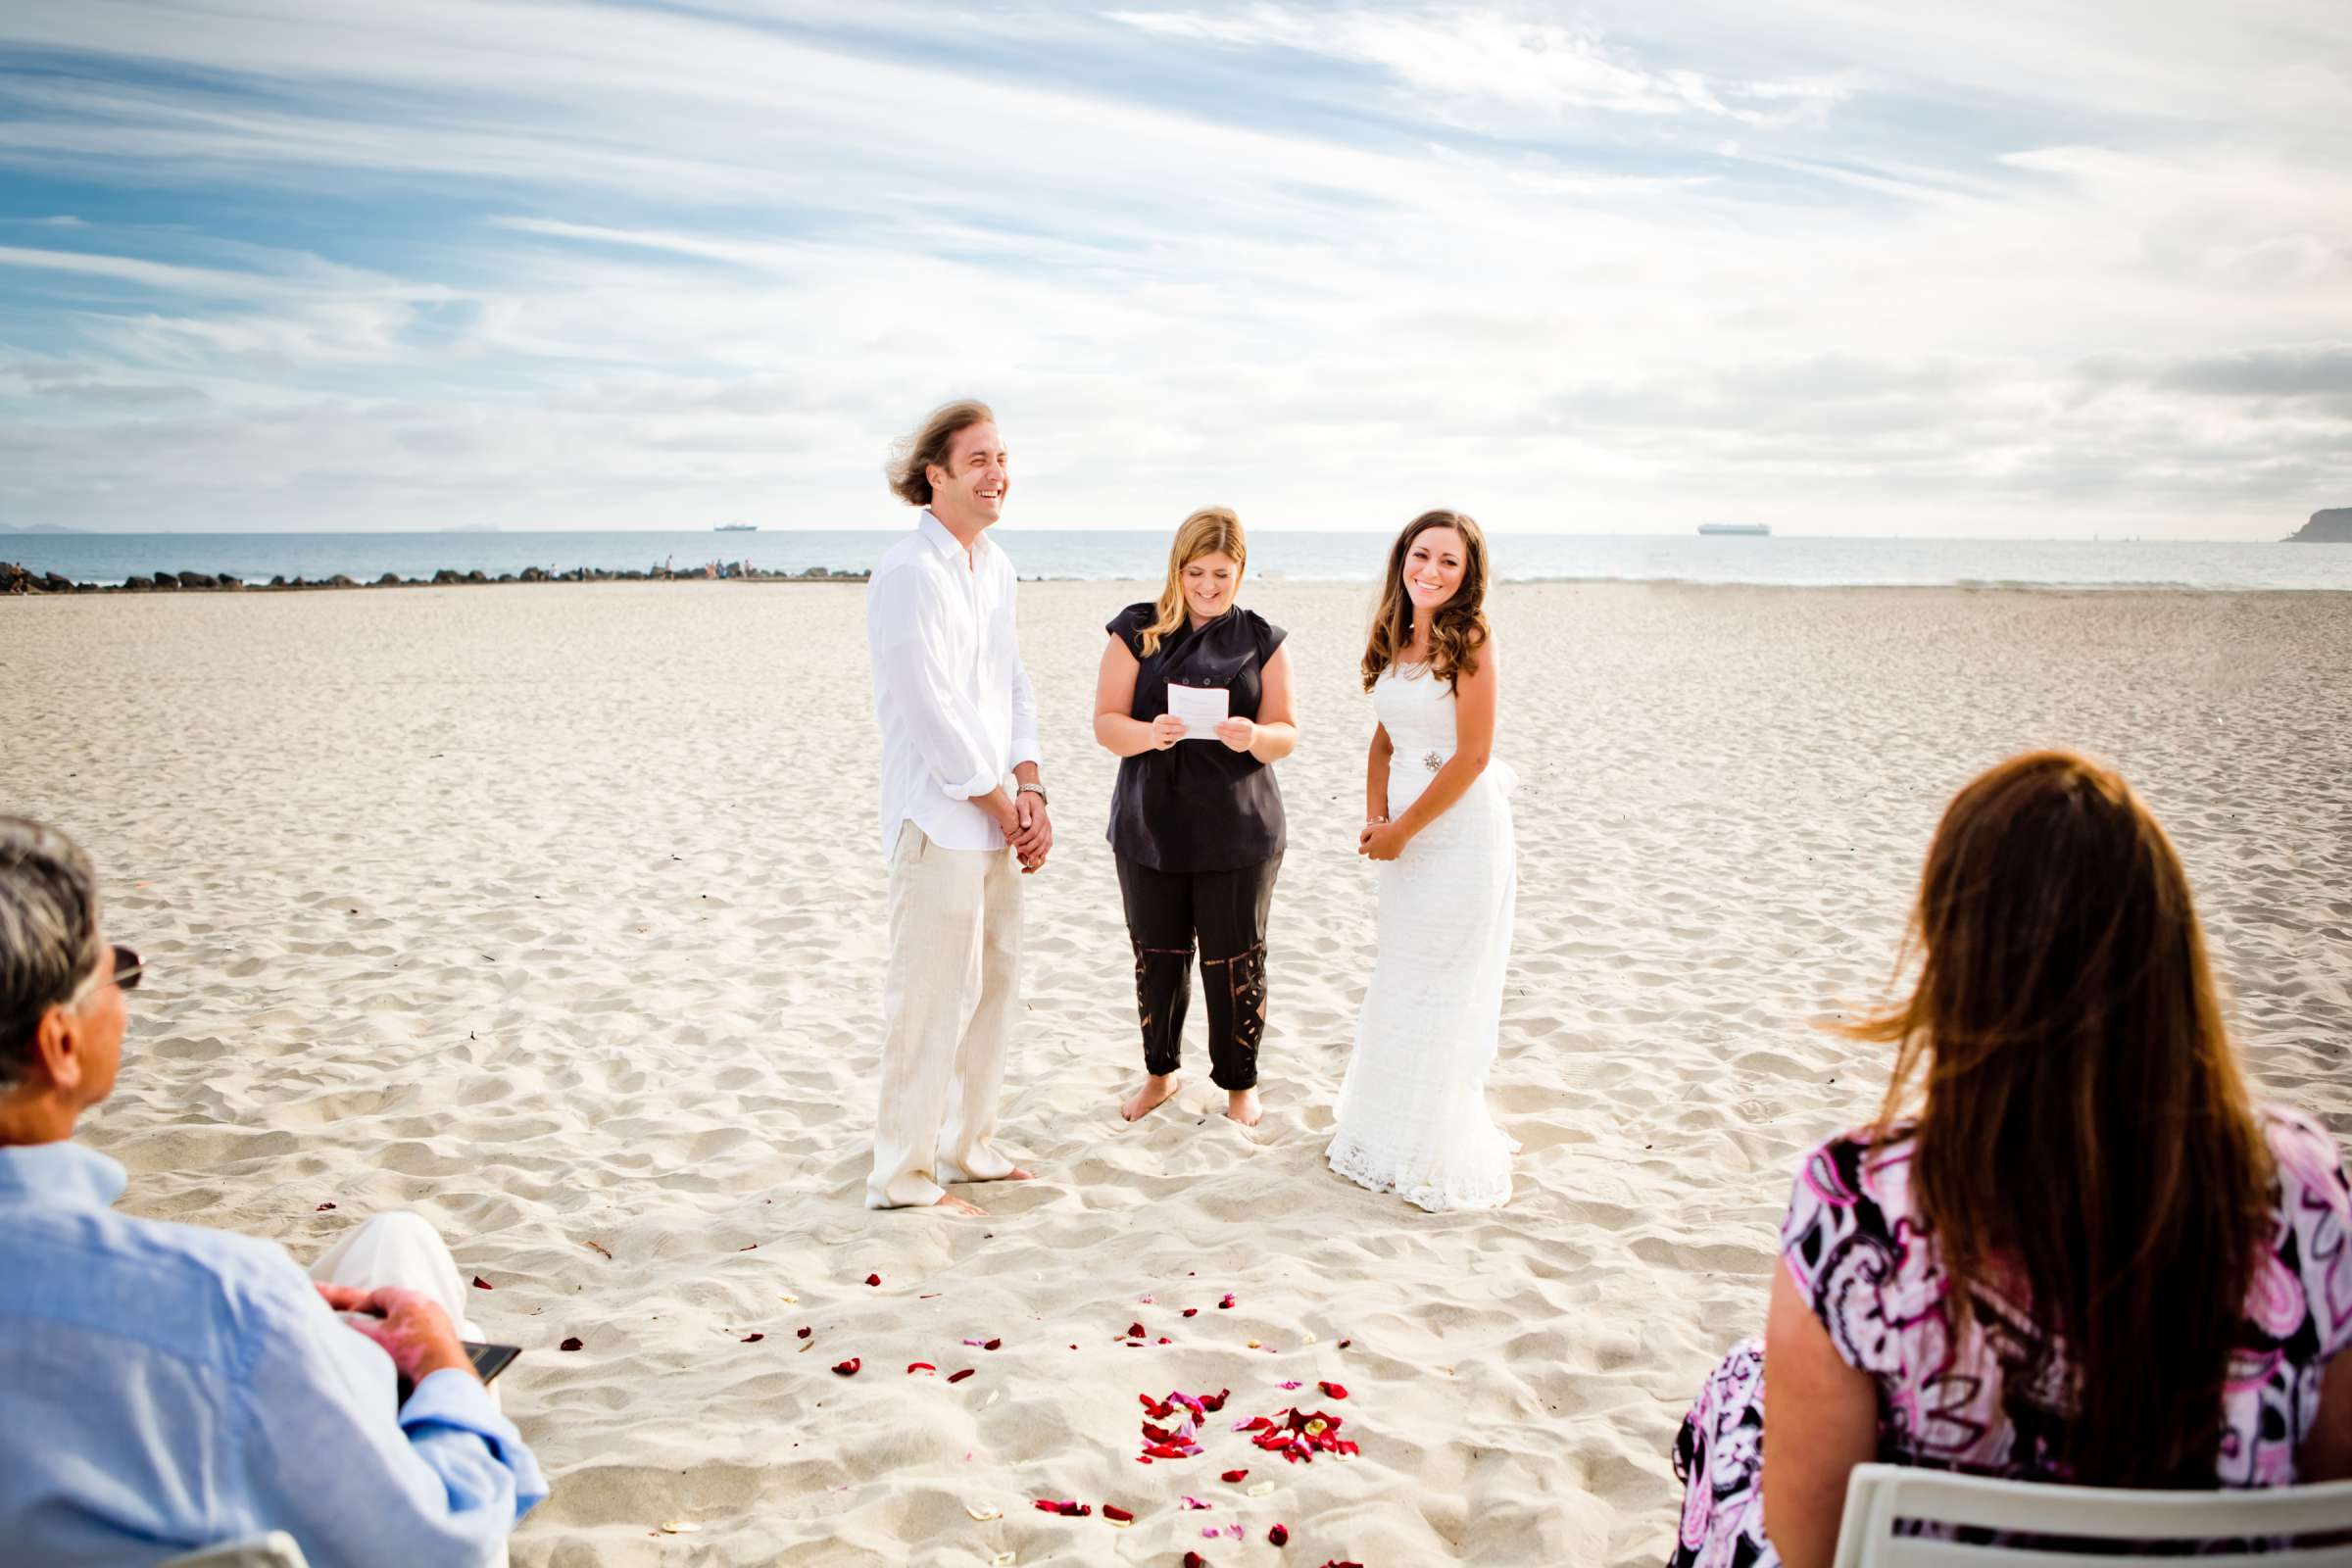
[0,0,2345,536]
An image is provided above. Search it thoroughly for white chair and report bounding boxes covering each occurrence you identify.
[160,1534,311,1568]
[1833,1462,2352,1567]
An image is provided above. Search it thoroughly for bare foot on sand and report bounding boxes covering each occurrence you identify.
[1225,1088,1262,1127]
[1122,1074,1183,1122]
[933,1193,988,1216]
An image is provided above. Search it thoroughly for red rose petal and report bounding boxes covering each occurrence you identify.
[1217,1294,1235,1308]
[1126,1321,1146,1339]
[796,1326,811,1339]
[471,1276,493,1290]
[740,1333,764,1343]
[1158,1336,1172,1345]
[1185,1554,1206,1568]
[315,1201,336,1211]
[1201,1389,1230,1411]
[984,1338,1002,1350]
[1033,1499,1064,1513]
[948,1368,975,1383]
[1319,1382,1348,1399]
[906,1361,934,1373]
[1269,1523,1290,1546]
[864,1273,881,1286]
[1103,1504,1134,1523]
[831,1357,860,1376]
[559,1337,583,1351]
[1221,1469,1249,1483]
[1182,1307,1199,1318]
[1339,1339,1351,1348]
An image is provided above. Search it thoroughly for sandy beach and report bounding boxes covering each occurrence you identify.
[6,578,2349,1566]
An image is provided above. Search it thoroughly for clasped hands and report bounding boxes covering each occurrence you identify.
[1358,812,1409,861]
[995,790,1053,873]
[315,1282,478,1385]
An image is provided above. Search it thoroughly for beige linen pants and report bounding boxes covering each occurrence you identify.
[867,822,1024,1208]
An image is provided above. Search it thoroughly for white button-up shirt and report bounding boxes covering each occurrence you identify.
[866,511,1043,855]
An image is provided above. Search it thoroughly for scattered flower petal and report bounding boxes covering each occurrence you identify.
[964,1338,989,1348]
[315,1202,336,1211]
[906,1362,935,1374]
[740,1333,764,1344]
[949,1368,976,1384]
[797,1327,811,1339]
[1127,1322,1147,1339]
[1338,1339,1351,1349]
[1270,1524,1290,1546]
[1319,1382,1348,1399]
[1103,1505,1135,1526]
[965,1502,1002,1522]
[1280,1381,1301,1391]
[1221,1470,1249,1484]
[559,1337,584,1351]
[1181,1495,1211,1510]
[1217,1294,1235,1309]
[1184,1554,1206,1568]
[831,1358,860,1376]
[984,1338,1003,1350]
[1182,1308,1199,1318]
[1139,1294,1155,1303]
[471,1276,493,1291]
[864,1273,881,1286]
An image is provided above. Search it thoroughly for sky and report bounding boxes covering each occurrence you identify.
[0,1,2347,538]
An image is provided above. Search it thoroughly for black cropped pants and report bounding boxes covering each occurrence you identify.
[1114,852,1282,1091]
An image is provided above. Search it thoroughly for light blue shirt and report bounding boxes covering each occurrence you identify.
[0,1142,548,1566]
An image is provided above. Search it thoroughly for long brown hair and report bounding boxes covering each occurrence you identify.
[885,399,994,507]
[1138,507,1247,659]
[1853,750,2272,1488]
[1361,509,1490,692]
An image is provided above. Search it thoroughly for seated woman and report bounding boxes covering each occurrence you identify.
[1673,750,2352,1568]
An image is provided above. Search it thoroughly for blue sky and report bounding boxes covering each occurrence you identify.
[1,1,2346,536]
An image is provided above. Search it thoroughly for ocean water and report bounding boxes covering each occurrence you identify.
[5,530,2350,592]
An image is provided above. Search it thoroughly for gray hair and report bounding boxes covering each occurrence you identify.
[1,817,101,1087]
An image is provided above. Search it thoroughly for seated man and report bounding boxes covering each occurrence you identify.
[0,817,548,1565]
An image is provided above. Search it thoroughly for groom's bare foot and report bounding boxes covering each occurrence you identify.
[1121,1074,1183,1122]
[933,1194,988,1216]
[1225,1088,1262,1127]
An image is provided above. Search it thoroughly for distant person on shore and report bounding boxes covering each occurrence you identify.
[862,399,1049,1215]
[1093,508,1298,1127]
[1670,752,2352,1568]
[0,817,547,1564]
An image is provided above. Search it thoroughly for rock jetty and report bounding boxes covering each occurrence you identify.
[2,561,868,596]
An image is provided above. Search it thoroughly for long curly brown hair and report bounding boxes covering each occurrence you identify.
[1360,510,1490,693]
[1852,750,2273,1488]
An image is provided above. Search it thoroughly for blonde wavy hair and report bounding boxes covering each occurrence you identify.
[1137,507,1248,659]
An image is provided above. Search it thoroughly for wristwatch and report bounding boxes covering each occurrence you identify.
[1016,781,1050,806]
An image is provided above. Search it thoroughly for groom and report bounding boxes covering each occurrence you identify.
[863,400,1051,1215]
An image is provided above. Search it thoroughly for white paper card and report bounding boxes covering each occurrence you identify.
[1166,683,1229,740]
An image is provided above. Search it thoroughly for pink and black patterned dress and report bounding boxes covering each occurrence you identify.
[1670,1104,2352,1568]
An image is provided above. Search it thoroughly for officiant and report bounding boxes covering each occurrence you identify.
[1093,508,1298,1128]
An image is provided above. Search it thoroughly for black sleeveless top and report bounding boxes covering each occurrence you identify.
[1104,604,1288,873]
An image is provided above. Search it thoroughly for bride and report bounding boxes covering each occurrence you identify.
[1327,509,1518,1212]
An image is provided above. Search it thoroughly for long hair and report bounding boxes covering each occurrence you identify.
[1853,751,2272,1488]
[1361,509,1490,693]
[1137,507,1247,659]
[885,399,995,508]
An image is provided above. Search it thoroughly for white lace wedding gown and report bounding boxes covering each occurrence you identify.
[1326,662,1519,1212]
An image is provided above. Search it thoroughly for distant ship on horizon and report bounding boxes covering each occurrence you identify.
[715,523,759,532]
[1697,522,1771,537]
